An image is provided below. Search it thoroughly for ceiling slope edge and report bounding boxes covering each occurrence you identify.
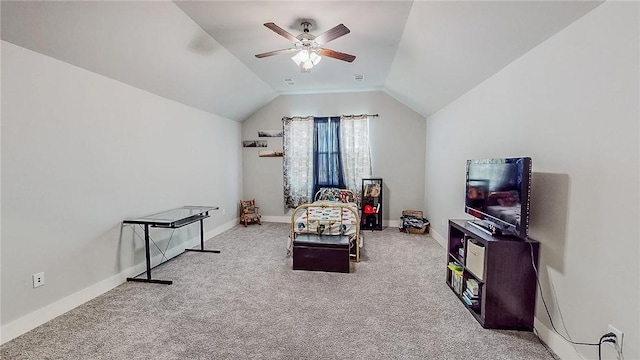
[0,1,277,122]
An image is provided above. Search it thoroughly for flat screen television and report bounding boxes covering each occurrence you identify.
[465,157,532,238]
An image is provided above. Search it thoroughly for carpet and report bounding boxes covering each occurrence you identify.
[1,223,556,360]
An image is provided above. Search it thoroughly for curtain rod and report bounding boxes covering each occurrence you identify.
[282,114,379,121]
[341,114,379,118]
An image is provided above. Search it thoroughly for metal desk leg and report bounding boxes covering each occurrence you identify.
[184,216,220,254]
[127,224,173,285]
[144,224,151,279]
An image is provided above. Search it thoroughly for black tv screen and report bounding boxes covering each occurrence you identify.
[465,157,532,238]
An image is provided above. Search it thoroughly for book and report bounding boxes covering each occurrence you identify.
[466,285,478,296]
[451,271,463,294]
[466,279,479,295]
[448,262,463,272]
[464,288,478,300]
[462,293,479,307]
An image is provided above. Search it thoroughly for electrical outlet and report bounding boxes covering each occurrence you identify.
[441,218,446,226]
[33,272,45,288]
[222,208,226,215]
[607,324,624,353]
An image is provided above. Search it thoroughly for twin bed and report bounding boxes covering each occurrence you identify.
[288,188,363,272]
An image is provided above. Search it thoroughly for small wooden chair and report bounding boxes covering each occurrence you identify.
[239,199,261,227]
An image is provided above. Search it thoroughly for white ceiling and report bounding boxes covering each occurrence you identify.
[174,1,414,95]
[1,1,603,121]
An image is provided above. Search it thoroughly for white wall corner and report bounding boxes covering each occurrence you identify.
[429,228,447,249]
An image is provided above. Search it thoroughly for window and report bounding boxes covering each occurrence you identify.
[313,117,343,194]
[283,114,371,208]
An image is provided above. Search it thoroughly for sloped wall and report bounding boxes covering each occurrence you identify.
[424,3,639,360]
[1,42,242,340]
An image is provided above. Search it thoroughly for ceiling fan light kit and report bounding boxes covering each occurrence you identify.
[255,20,356,73]
[291,49,321,72]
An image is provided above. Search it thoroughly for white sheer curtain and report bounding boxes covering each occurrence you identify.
[282,116,315,208]
[340,114,372,204]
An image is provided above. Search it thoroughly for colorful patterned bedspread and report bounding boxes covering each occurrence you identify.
[294,202,359,236]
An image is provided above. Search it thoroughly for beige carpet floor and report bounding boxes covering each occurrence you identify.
[1,223,557,360]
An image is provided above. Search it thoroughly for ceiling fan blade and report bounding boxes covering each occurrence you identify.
[318,48,356,63]
[255,48,295,58]
[263,22,298,43]
[314,24,350,45]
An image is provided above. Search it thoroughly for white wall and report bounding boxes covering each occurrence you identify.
[424,3,638,360]
[1,1,276,121]
[1,42,242,340]
[241,91,426,224]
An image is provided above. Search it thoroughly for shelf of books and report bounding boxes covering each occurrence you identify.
[447,261,482,319]
[446,219,539,330]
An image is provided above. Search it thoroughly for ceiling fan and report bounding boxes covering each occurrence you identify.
[255,20,356,72]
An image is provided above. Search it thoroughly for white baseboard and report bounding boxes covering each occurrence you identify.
[429,228,447,248]
[0,220,238,345]
[0,269,128,345]
[261,216,290,223]
[385,219,401,228]
[208,218,239,237]
[533,318,584,360]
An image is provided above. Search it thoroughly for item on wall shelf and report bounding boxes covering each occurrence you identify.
[243,140,268,148]
[258,150,283,157]
[258,129,283,137]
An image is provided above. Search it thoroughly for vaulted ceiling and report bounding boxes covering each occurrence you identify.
[1,1,602,121]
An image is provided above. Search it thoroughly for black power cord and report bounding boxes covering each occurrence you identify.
[528,242,621,360]
[599,333,617,360]
[528,242,601,346]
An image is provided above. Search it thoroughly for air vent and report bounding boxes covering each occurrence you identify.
[284,78,295,85]
[354,74,364,82]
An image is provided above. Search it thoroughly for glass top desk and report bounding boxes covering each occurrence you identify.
[123,206,219,285]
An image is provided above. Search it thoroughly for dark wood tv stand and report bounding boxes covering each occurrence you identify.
[446,219,539,330]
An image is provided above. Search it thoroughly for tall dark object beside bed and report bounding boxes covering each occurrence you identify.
[361,178,383,230]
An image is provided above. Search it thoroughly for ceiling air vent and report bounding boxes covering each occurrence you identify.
[284,78,295,85]
[354,74,364,82]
